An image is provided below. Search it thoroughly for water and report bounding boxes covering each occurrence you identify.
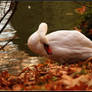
[0,1,16,47]
[11,1,82,55]
[0,1,46,75]
[1,1,91,56]
[0,1,90,75]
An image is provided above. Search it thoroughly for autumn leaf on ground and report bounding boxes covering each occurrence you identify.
[0,58,92,91]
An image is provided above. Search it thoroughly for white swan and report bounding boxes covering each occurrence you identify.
[27,22,92,64]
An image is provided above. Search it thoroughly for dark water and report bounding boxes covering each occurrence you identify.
[11,1,82,55]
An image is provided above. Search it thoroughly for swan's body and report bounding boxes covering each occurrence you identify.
[27,23,92,64]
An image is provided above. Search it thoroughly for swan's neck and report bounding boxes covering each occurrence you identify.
[27,22,48,55]
[28,31,48,55]
[28,31,40,51]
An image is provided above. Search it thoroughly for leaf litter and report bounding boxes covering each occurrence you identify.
[0,57,92,91]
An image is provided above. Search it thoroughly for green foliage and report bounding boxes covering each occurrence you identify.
[79,2,92,40]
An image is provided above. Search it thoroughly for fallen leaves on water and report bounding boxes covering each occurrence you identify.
[0,58,92,91]
[75,5,86,15]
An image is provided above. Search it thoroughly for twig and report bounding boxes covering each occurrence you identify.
[0,1,18,50]
[0,1,18,34]
[3,1,8,14]
[0,5,11,24]
[0,35,17,50]
[0,1,13,24]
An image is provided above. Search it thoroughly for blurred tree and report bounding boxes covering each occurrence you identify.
[77,2,92,40]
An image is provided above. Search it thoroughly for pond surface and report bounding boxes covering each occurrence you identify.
[11,1,82,55]
[0,1,85,75]
[0,1,43,75]
[0,1,15,46]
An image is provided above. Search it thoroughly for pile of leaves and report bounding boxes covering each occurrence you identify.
[0,58,92,91]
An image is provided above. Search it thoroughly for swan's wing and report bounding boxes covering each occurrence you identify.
[46,30,92,48]
[46,31,92,63]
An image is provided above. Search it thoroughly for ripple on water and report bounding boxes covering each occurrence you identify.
[0,31,16,38]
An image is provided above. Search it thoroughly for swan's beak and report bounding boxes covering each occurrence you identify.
[43,43,52,55]
[38,22,52,55]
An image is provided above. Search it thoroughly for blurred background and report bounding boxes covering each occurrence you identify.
[11,1,84,55]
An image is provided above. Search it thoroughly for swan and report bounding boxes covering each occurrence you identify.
[27,22,92,64]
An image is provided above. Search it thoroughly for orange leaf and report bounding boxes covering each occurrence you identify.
[75,6,86,15]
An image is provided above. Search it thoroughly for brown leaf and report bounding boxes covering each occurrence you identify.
[75,6,86,15]
[12,84,23,91]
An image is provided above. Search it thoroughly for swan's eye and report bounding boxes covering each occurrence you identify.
[43,43,52,55]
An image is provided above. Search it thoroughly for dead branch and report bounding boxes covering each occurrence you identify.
[0,35,17,50]
[0,1,18,34]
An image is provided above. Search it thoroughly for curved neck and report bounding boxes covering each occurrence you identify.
[27,31,40,50]
[27,22,48,55]
[27,31,47,55]
[37,30,48,44]
[37,22,48,44]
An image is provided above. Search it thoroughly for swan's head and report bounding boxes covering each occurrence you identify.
[27,22,52,55]
[38,22,47,32]
[37,22,48,44]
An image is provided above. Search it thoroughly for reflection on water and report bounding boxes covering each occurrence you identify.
[0,1,16,47]
[0,31,15,39]
[0,1,47,75]
[11,1,82,56]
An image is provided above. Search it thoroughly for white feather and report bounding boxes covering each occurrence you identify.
[27,23,92,64]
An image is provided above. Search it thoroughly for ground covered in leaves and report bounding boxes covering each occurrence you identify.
[0,29,92,91]
[0,31,92,91]
[0,58,92,91]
